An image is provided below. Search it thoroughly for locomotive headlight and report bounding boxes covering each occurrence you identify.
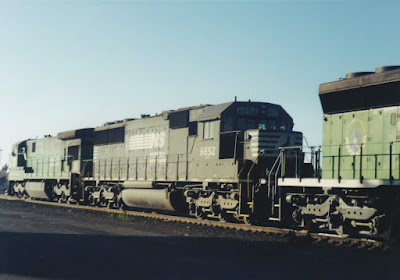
[259,178,266,185]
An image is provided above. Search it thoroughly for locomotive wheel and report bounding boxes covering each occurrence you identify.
[67,197,75,205]
[195,207,206,220]
[218,213,228,223]
[218,211,236,223]
[335,225,344,236]
[243,215,257,225]
[332,219,353,236]
[304,216,317,233]
[16,191,23,199]
[59,192,67,204]
[88,196,95,206]
[108,201,117,209]
[119,201,127,210]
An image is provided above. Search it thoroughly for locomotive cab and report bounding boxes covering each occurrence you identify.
[181,101,302,222]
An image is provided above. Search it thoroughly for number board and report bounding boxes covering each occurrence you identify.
[237,107,259,115]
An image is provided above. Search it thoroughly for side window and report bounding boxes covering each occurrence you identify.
[204,121,216,139]
[220,133,236,159]
[259,120,267,130]
[68,146,79,161]
[280,121,287,131]
[189,122,198,136]
[32,142,36,153]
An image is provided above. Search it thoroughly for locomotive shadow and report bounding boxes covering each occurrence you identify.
[0,232,399,280]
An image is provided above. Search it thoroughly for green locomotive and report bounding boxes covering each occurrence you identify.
[280,66,400,238]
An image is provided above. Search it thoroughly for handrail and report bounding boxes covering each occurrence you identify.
[280,142,400,183]
[267,153,282,198]
[246,150,265,198]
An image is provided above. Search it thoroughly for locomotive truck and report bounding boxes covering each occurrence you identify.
[7,101,302,224]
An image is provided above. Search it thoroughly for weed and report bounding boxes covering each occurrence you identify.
[117,213,134,222]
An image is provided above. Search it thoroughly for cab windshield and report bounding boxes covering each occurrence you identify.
[238,118,289,131]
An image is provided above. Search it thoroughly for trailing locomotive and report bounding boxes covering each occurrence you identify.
[7,101,302,223]
[280,66,400,238]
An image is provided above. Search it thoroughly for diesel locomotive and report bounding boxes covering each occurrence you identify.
[280,66,400,238]
[7,66,400,240]
[7,101,302,224]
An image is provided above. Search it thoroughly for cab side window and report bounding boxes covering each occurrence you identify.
[204,121,217,139]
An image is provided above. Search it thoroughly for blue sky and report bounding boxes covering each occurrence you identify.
[0,0,399,166]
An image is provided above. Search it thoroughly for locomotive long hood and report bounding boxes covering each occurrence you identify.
[319,68,400,114]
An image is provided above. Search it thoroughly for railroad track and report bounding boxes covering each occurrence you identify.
[0,194,390,251]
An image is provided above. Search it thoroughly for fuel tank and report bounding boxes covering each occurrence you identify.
[25,181,49,199]
[121,188,187,212]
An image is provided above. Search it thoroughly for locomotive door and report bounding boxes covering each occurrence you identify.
[67,145,80,174]
[168,128,188,180]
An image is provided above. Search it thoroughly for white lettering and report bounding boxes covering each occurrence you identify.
[200,146,216,157]
[129,131,166,150]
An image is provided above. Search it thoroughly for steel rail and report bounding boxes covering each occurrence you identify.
[0,194,389,251]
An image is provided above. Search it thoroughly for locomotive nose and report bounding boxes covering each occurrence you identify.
[244,129,303,161]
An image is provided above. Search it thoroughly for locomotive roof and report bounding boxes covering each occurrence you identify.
[161,104,210,115]
[196,102,233,121]
[319,67,400,114]
[96,100,288,130]
[12,139,28,148]
[57,128,94,140]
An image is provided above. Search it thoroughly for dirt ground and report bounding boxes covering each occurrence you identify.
[0,199,399,280]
